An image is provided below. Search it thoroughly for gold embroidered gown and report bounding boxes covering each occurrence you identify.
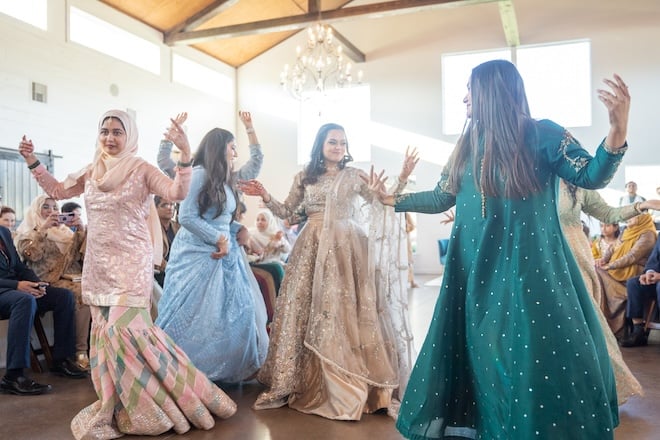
[557,180,642,404]
[254,167,411,420]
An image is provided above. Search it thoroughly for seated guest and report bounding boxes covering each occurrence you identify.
[596,213,657,338]
[15,195,90,371]
[621,235,660,346]
[153,196,180,288]
[592,222,621,260]
[0,224,85,396]
[248,209,291,264]
[0,206,16,234]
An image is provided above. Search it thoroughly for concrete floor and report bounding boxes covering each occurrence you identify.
[1,275,659,439]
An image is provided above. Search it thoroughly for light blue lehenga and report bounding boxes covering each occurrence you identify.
[156,166,268,383]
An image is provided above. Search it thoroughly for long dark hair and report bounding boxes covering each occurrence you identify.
[193,128,238,219]
[301,123,353,186]
[447,60,541,198]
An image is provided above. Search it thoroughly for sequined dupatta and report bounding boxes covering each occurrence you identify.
[304,169,410,404]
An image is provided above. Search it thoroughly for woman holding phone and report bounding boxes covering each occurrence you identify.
[15,194,90,370]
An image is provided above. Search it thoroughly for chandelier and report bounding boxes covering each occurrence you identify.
[280,23,363,100]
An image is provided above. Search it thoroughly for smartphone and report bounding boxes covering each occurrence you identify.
[57,213,74,224]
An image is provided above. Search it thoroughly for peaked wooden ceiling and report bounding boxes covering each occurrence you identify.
[99,0,512,67]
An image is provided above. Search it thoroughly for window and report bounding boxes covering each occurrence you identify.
[441,40,591,134]
[172,54,233,99]
[297,85,371,165]
[69,7,160,75]
[441,49,511,135]
[517,40,591,127]
[0,0,47,30]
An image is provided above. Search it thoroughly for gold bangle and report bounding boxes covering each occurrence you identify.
[634,202,648,214]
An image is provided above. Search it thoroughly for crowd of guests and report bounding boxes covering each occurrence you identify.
[1,59,660,440]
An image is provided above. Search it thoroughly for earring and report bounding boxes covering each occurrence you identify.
[319,157,324,164]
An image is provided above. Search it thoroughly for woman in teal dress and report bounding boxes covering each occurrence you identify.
[368,60,631,439]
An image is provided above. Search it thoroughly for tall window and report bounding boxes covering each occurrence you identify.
[442,49,511,135]
[0,0,47,30]
[69,7,160,75]
[172,54,233,100]
[442,40,591,134]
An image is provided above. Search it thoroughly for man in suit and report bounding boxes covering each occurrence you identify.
[0,224,86,395]
[621,235,660,347]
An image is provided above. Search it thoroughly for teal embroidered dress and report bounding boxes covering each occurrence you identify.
[395,120,622,439]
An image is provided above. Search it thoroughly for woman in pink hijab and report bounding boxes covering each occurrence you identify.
[19,110,236,440]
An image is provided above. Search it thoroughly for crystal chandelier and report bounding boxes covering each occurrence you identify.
[280,23,363,100]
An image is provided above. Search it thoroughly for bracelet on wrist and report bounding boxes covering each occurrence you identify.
[634,201,648,214]
[246,128,255,134]
[602,139,628,155]
[27,160,41,170]
[177,159,193,168]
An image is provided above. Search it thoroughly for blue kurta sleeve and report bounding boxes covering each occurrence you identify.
[234,144,263,181]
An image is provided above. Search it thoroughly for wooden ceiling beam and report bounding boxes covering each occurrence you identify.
[164,0,498,45]
[164,0,240,38]
[330,25,366,63]
[498,0,520,47]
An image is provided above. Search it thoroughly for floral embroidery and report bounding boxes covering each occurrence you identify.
[559,130,589,171]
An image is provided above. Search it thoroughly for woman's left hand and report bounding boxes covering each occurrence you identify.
[399,146,420,182]
[598,74,630,148]
[211,235,229,259]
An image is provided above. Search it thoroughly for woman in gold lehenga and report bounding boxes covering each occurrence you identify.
[239,124,418,420]
[557,180,660,404]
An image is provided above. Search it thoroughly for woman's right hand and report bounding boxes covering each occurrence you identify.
[237,179,270,202]
[361,166,393,206]
[440,209,455,225]
[18,135,39,165]
[40,213,60,232]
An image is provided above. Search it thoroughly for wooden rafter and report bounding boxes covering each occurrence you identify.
[164,0,498,46]
[498,0,520,47]
[164,0,240,37]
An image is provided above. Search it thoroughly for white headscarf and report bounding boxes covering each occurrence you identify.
[249,209,280,249]
[62,109,162,262]
[15,194,74,254]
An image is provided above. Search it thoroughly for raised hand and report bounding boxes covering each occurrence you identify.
[18,135,37,162]
[238,110,254,128]
[597,74,630,149]
[399,146,420,182]
[360,165,392,206]
[164,115,191,159]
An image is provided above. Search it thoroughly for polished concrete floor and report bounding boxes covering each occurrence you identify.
[2,274,660,440]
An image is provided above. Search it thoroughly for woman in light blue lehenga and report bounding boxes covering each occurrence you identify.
[156,127,268,383]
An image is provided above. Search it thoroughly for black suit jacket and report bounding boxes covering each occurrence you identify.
[0,226,40,293]
[644,236,660,273]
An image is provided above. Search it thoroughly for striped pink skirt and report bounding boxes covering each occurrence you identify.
[71,306,236,440]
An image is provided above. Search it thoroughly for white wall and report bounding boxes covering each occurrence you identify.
[237,1,660,274]
[0,0,239,368]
